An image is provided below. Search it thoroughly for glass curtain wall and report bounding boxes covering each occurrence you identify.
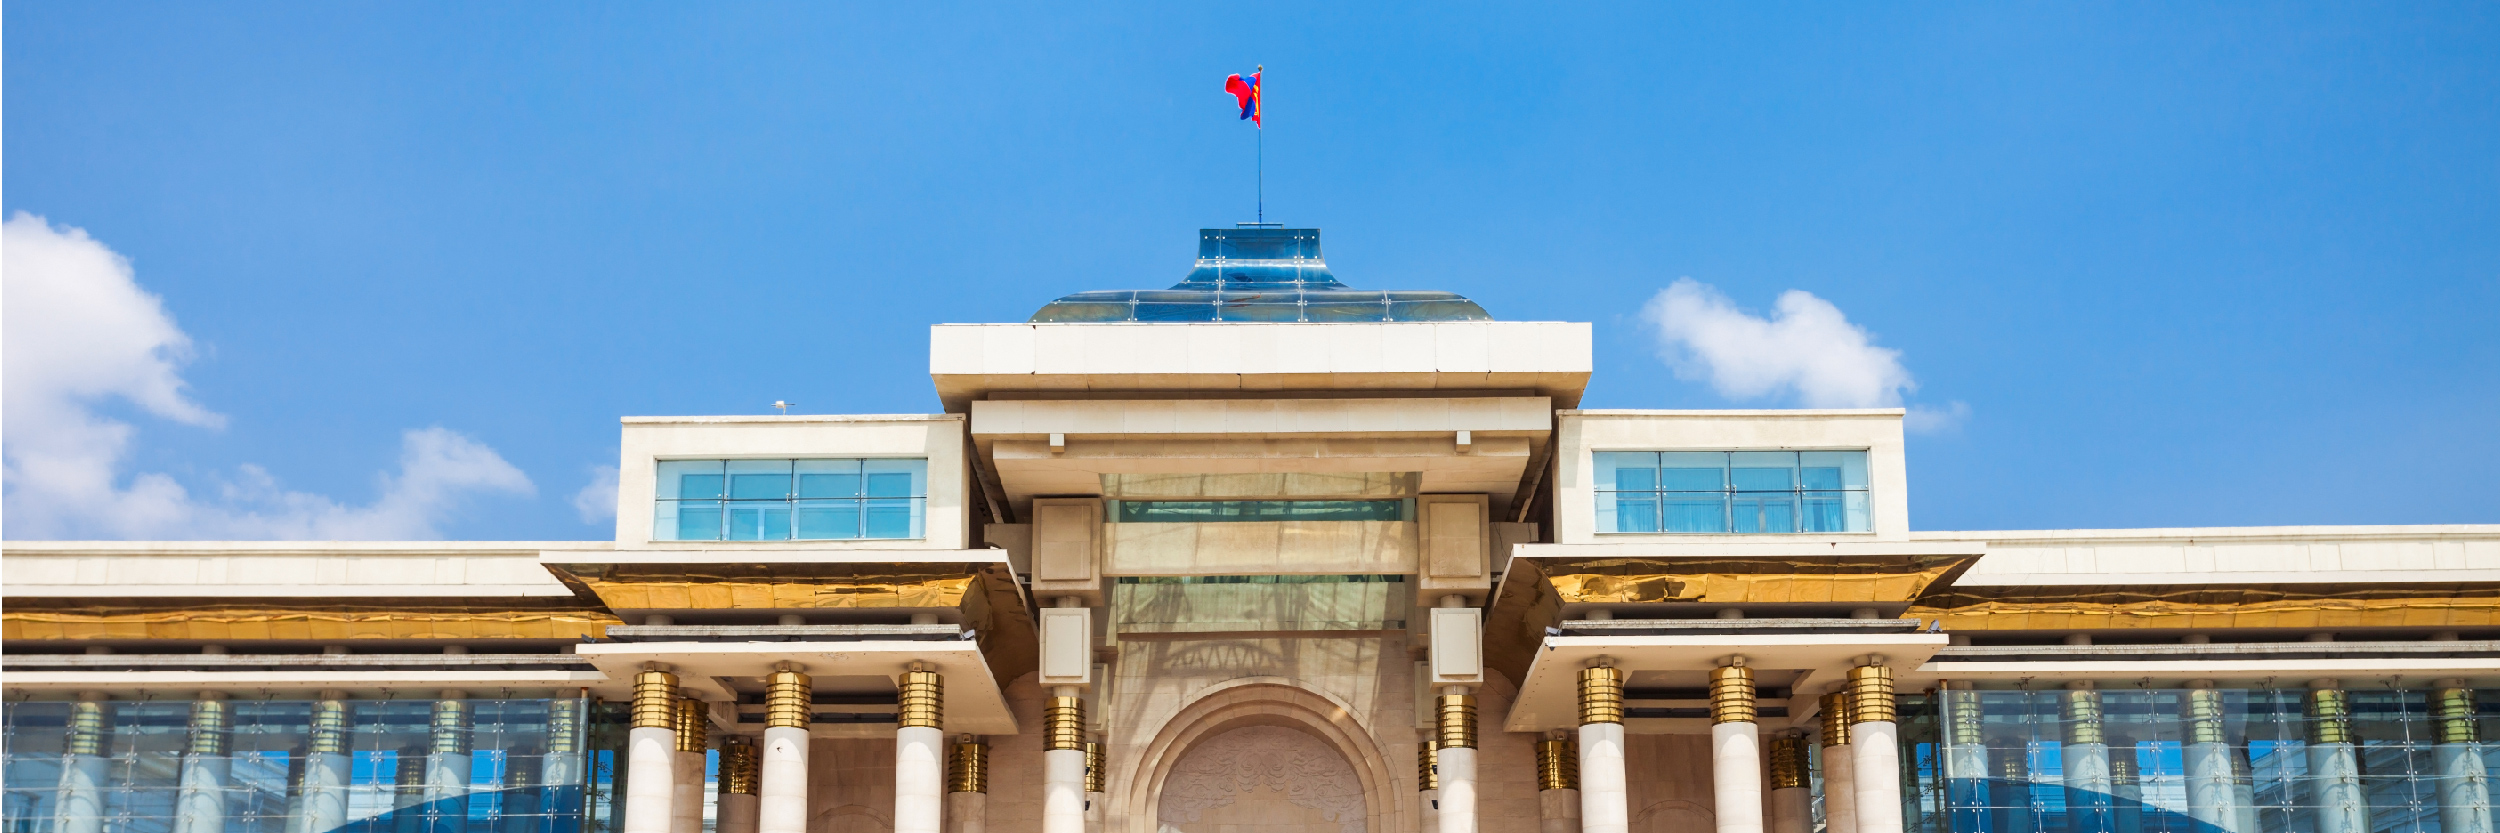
[1893,687,2500,833]
[2,696,630,833]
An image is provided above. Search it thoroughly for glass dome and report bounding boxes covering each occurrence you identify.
[1029,227,1492,323]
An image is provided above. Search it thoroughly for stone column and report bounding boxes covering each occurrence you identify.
[2307,681,2367,833]
[173,694,232,833]
[1044,688,1086,833]
[1083,738,1106,833]
[897,666,947,833]
[2182,683,2240,833]
[760,664,812,833]
[1537,732,1582,833]
[2060,684,2113,833]
[1709,661,1764,833]
[717,736,760,833]
[672,697,710,833]
[1847,663,1902,833]
[55,693,111,833]
[428,693,475,833]
[1577,663,1628,833]
[946,736,988,833]
[1436,688,1480,833]
[1419,740,1441,833]
[2432,683,2493,833]
[626,667,680,833]
[1766,733,1810,833]
[1937,683,1986,833]
[1819,689,1858,833]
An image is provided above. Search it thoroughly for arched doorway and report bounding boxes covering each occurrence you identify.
[1156,725,1367,833]
[1119,679,1403,833]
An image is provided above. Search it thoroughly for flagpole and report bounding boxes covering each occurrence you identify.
[1256,65,1265,224]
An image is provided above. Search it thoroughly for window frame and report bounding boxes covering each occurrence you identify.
[651,457,929,542]
[1593,449,1873,535]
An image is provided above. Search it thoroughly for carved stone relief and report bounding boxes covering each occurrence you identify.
[1156,725,1369,833]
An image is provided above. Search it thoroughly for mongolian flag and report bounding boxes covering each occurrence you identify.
[1225,70,1262,126]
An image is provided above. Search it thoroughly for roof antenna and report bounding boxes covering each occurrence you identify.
[772,401,793,415]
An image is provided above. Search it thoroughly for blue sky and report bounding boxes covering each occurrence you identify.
[5,2,2495,540]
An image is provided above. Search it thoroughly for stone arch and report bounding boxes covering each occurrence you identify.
[1120,678,1404,833]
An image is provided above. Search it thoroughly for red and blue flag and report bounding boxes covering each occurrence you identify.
[1225,70,1261,127]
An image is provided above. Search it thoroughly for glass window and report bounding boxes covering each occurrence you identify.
[1596,449,1872,534]
[652,458,928,541]
[1109,499,1411,523]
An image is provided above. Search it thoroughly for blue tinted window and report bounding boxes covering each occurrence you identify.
[652,458,926,541]
[1597,450,1870,534]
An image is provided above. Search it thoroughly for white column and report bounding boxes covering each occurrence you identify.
[1848,662,1902,833]
[898,727,946,833]
[947,793,987,833]
[1540,790,1582,833]
[56,694,110,833]
[1045,684,1087,833]
[1818,686,1858,833]
[2060,686,2112,833]
[2309,681,2366,833]
[670,696,708,833]
[759,728,810,833]
[2181,683,2238,832]
[1770,789,1808,833]
[719,793,759,833]
[1767,734,1810,833]
[2436,683,2495,833]
[1438,744,1478,833]
[1421,739,1440,833]
[1579,662,1628,833]
[428,695,474,833]
[1709,662,1764,833]
[626,668,681,833]
[173,695,231,833]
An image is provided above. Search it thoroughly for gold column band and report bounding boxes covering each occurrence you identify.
[719,737,759,796]
[2308,688,2353,745]
[432,700,472,755]
[949,738,988,793]
[1084,740,1105,793]
[67,701,107,756]
[898,669,944,729]
[548,699,583,754]
[1767,734,1807,790]
[2064,689,2103,746]
[1710,664,1757,724]
[1819,691,1852,747]
[2435,688,2480,744]
[1578,666,1624,725]
[2185,688,2226,745]
[766,668,812,729]
[1436,693,1478,750]
[633,669,680,730]
[1418,739,1439,791]
[188,699,230,756]
[1535,736,1579,791]
[1944,689,1981,746]
[1848,664,1896,724]
[675,698,708,753]
[1044,696,1087,751]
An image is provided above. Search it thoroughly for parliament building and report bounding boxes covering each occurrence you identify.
[7,227,2499,833]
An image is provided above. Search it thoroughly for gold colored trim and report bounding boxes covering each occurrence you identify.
[1767,734,1807,791]
[1709,665,1756,724]
[2063,689,2103,746]
[1084,740,1105,793]
[3,605,619,641]
[1436,694,1478,750]
[1536,736,1579,791]
[1418,739,1439,792]
[1819,691,1852,747]
[2435,688,2479,745]
[720,737,759,796]
[2309,688,2353,745]
[766,669,812,729]
[550,564,982,611]
[1578,666,1623,726]
[1907,584,2500,632]
[432,700,471,755]
[188,699,230,756]
[949,738,988,794]
[633,669,680,730]
[311,699,350,754]
[675,698,708,753]
[1044,697,1086,751]
[1848,665,1895,724]
[1943,689,1981,746]
[66,701,107,756]
[2185,688,2226,745]
[548,699,583,753]
[898,670,944,729]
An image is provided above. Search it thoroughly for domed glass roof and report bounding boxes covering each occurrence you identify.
[1029,227,1492,323]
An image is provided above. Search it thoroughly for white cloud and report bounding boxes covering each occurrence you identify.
[1905,401,1973,434]
[2,213,533,539]
[572,465,619,525]
[1643,277,1968,432]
